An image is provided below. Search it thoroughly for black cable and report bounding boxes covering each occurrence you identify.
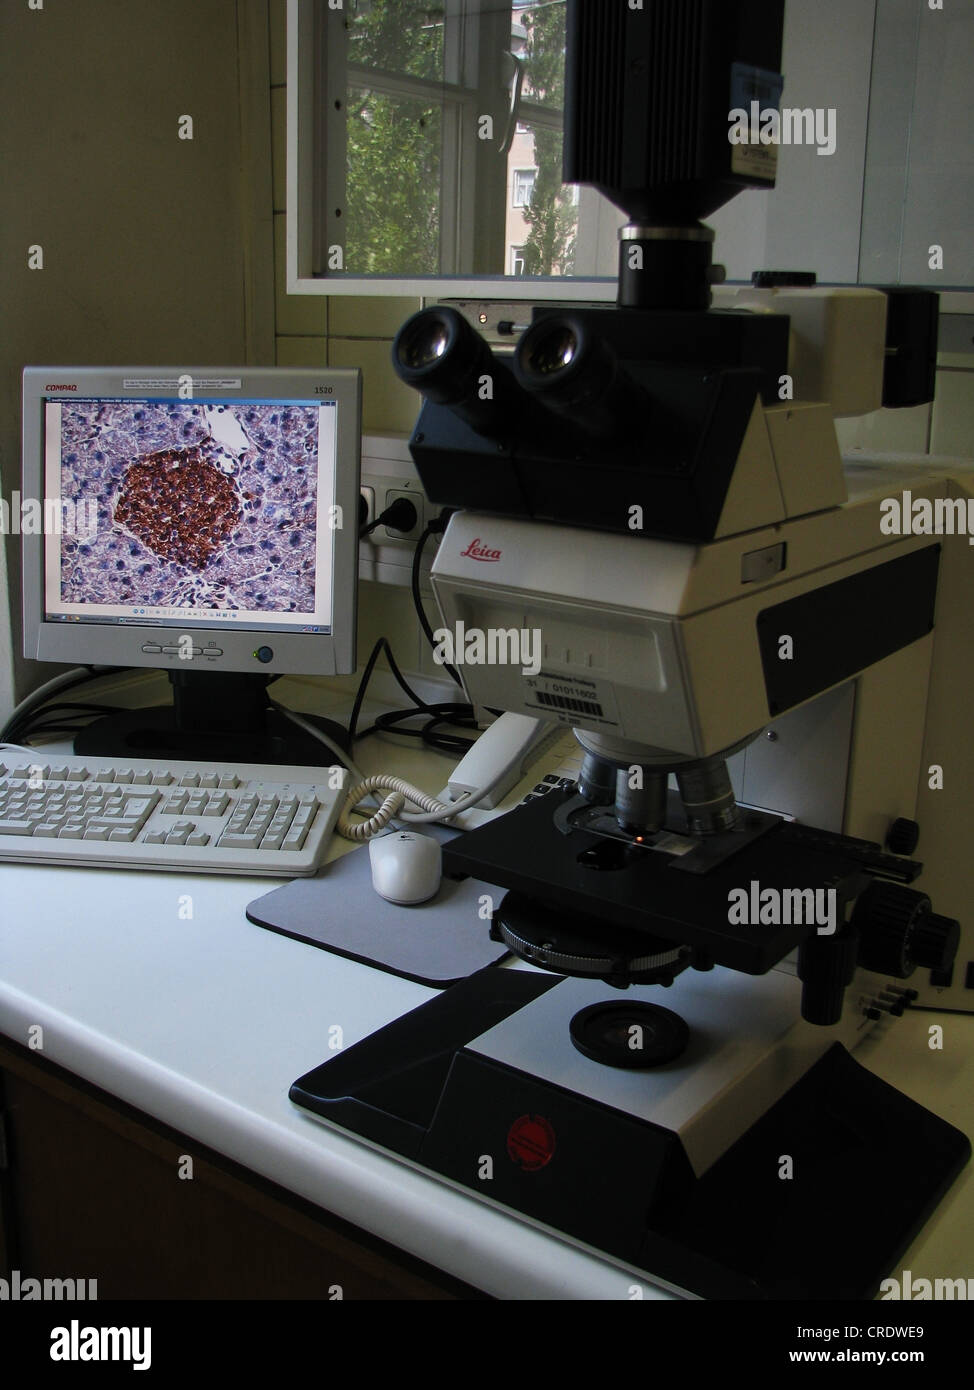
[9,723,96,741]
[346,634,479,755]
[363,704,477,756]
[360,497,420,540]
[411,519,464,689]
[0,666,123,744]
[6,701,122,745]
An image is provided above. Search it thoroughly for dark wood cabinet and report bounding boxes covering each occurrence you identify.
[0,1038,477,1300]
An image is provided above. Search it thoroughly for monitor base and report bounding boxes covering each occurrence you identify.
[74,705,350,769]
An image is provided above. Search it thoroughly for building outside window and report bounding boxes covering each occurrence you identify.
[512,169,536,208]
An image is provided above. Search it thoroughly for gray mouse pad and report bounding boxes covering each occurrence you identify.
[246,827,509,986]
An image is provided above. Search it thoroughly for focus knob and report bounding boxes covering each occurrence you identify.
[886,818,920,855]
[911,912,960,973]
[854,882,960,979]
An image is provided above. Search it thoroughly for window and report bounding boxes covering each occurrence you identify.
[298,0,587,293]
[512,169,536,209]
[510,245,526,276]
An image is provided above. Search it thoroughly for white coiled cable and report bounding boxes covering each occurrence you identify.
[337,775,450,840]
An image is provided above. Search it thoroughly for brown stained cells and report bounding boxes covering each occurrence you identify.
[58,401,320,613]
[113,448,242,570]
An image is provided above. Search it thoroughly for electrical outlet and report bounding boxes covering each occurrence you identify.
[383,487,424,541]
[360,485,375,530]
[359,433,434,588]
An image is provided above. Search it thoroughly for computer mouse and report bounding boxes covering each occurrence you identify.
[368,831,442,905]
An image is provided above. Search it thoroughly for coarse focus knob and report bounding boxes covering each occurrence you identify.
[854,882,958,978]
[886,817,920,855]
[911,912,960,973]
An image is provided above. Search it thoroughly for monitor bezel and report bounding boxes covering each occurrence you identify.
[21,365,361,680]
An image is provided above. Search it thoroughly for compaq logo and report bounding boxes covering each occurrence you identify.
[45,384,77,391]
[461,538,501,562]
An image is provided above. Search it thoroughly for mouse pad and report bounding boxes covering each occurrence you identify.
[245,827,509,987]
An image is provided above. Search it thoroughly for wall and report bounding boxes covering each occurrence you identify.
[0,0,274,711]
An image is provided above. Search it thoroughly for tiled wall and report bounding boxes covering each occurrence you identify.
[269,1,432,694]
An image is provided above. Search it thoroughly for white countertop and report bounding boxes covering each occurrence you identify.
[1,711,972,1299]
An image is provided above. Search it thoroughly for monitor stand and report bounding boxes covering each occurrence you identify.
[73,671,351,769]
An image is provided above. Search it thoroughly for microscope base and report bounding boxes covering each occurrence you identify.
[290,966,970,1299]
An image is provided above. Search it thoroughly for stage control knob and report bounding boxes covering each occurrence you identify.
[886,817,920,855]
[854,882,959,978]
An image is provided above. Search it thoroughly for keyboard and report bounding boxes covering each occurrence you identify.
[0,753,348,876]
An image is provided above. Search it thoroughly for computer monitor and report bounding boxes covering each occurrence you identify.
[21,366,361,764]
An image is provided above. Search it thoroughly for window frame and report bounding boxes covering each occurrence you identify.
[286,0,614,300]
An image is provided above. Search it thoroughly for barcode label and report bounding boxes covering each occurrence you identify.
[535,691,604,718]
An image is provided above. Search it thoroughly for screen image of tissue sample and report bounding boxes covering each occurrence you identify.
[58,401,320,612]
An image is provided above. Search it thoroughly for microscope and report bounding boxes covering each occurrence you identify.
[292,0,971,1297]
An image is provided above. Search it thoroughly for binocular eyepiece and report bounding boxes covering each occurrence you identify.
[392,306,650,446]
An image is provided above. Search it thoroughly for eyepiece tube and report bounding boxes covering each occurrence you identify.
[392,306,519,436]
[513,313,650,443]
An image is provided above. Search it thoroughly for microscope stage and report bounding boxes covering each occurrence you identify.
[443,790,871,973]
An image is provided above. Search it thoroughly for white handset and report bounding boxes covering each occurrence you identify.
[447,712,562,809]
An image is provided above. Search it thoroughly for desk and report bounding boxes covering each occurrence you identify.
[1,710,972,1299]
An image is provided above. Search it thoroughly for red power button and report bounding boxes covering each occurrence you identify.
[506,1114,556,1172]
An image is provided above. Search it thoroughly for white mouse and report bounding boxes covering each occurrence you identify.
[368,831,442,905]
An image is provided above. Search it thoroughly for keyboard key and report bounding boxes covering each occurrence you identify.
[0,756,343,875]
[123,795,159,825]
